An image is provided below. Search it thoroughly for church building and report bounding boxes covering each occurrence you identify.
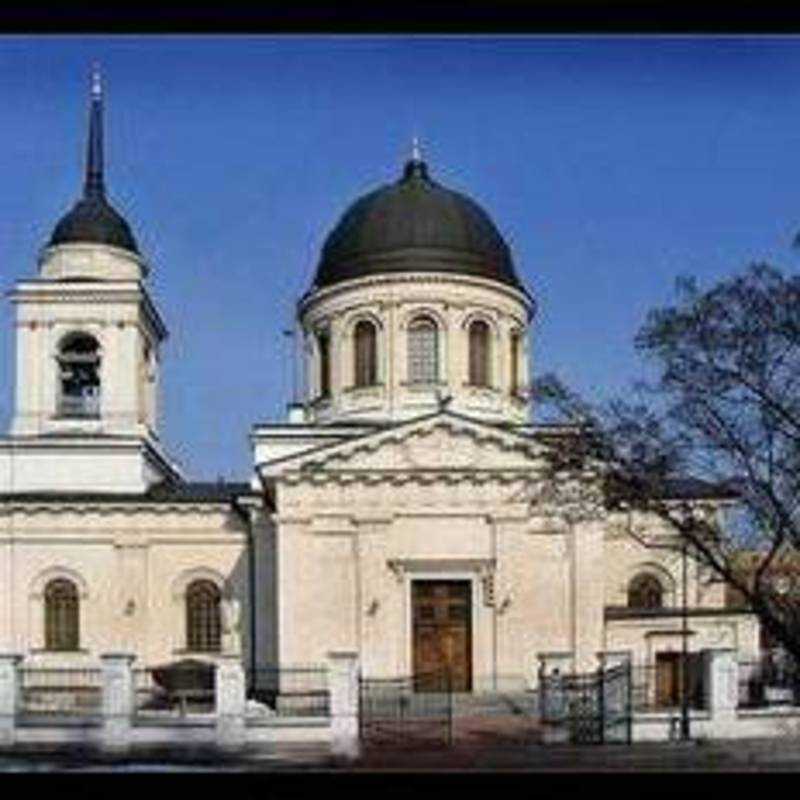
[0,72,759,697]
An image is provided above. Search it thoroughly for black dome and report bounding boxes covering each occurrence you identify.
[49,195,139,254]
[312,158,523,291]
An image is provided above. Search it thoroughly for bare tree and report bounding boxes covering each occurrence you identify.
[534,264,800,661]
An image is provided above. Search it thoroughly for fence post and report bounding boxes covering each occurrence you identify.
[597,663,605,745]
[626,658,633,744]
[0,654,22,747]
[327,651,360,761]
[101,653,136,753]
[703,648,737,737]
[216,654,247,751]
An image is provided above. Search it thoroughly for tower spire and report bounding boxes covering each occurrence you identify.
[84,62,105,199]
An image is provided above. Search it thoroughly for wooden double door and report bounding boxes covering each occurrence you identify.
[412,580,472,692]
[655,652,704,708]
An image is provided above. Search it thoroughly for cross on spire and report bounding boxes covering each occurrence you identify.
[411,135,422,162]
[91,61,102,99]
[84,62,105,200]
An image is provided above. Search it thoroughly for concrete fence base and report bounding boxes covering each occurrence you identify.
[0,651,355,758]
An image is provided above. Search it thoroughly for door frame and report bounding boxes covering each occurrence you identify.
[411,578,474,691]
[402,571,477,686]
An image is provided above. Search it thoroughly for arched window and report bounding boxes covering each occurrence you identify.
[44,578,80,651]
[628,574,664,609]
[317,331,331,399]
[408,316,439,384]
[58,333,100,417]
[510,331,521,395]
[186,580,221,652]
[468,319,491,387]
[354,320,377,388]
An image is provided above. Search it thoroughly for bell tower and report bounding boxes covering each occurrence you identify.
[0,66,181,493]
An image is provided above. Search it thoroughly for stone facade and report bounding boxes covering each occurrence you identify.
[255,413,759,680]
[0,499,252,667]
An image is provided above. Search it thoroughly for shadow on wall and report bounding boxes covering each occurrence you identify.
[225,511,278,670]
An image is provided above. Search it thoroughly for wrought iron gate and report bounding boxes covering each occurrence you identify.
[540,662,632,744]
[359,669,453,748]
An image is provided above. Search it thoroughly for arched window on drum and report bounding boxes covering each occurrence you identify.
[407,316,439,385]
[468,319,491,387]
[510,330,522,395]
[353,319,377,388]
[316,330,331,399]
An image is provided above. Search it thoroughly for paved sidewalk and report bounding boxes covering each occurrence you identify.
[4,737,800,772]
[348,738,800,771]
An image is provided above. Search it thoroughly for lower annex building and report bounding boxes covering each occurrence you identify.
[0,73,758,698]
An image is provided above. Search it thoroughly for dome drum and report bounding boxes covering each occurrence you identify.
[298,272,531,426]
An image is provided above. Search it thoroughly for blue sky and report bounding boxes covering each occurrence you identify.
[1,36,799,480]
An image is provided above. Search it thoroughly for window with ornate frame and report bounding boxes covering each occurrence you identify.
[628,573,664,609]
[407,316,439,384]
[468,319,491,387]
[353,319,377,387]
[186,579,222,652]
[44,578,80,651]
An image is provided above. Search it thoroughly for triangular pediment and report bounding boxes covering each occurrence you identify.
[260,412,555,479]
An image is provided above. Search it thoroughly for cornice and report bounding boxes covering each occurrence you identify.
[0,501,239,516]
[297,417,543,471]
[299,271,533,320]
[277,468,537,488]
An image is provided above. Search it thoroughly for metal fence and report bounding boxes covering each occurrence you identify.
[359,670,453,748]
[738,654,800,709]
[133,664,215,718]
[539,662,632,744]
[246,665,329,718]
[19,667,103,717]
[630,664,706,713]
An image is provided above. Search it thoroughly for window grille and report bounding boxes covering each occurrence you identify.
[354,320,377,387]
[186,580,221,652]
[407,316,439,384]
[468,320,491,387]
[44,579,80,651]
[628,574,664,609]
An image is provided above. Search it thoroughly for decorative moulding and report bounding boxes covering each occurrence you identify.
[386,557,495,584]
